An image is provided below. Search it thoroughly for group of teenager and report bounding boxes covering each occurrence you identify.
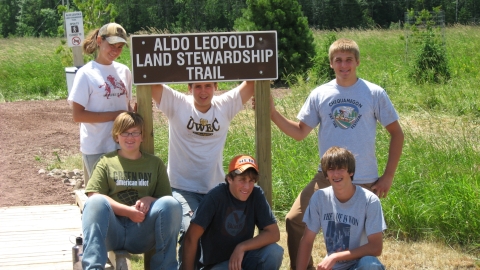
[68,22,404,270]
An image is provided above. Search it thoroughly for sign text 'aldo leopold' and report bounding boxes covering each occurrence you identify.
[130,31,277,84]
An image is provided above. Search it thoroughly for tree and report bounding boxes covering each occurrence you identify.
[234,0,316,84]
[0,0,20,37]
[71,0,117,32]
[407,8,450,84]
[458,6,471,24]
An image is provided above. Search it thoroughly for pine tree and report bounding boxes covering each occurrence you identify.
[234,0,316,84]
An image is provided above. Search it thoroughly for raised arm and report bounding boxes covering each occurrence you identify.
[317,232,383,270]
[151,84,165,106]
[183,222,205,270]
[238,81,255,104]
[72,102,128,123]
[229,223,280,269]
[372,120,404,198]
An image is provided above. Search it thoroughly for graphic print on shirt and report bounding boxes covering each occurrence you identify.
[329,101,362,129]
[186,117,220,136]
[117,189,139,206]
[99,75,128,99]
[224,210,246,236]
[325,221,350,253]
[113,170,151,205]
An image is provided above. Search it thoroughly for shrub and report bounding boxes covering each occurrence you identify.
[234,0,316,85]
[410,32,450,83]
[309,32,337,85]
[406,8,450,84]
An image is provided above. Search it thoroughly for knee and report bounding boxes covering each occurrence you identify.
[262,244,284,265]
[83,195,110,214]
[269,243,284,260]
[356,256,385,270]
[152,196,182,224]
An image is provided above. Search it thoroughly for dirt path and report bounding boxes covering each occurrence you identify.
[0,100,78,206]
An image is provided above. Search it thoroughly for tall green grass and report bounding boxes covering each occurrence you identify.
[1,26,478,254]
[0,38,134,102]
[0,38,68,101]
[380,113,479,251]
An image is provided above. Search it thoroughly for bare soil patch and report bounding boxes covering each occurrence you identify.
[0,100,78,206]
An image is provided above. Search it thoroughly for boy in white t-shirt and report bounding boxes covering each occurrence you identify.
[151,81,254,267]
[297,146,386,270]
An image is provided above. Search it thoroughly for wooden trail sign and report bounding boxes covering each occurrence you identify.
[130,31,277,84]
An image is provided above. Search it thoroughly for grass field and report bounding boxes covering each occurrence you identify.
[0,25,478,268]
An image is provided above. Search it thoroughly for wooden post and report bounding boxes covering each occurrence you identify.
[72,46,83,68]
[136,85,154,270]
[136,85,154,154]
[254,80,272,206]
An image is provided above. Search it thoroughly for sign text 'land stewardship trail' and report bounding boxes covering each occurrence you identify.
[130,31,277,84]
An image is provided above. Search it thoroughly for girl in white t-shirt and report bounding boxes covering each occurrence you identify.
[68,23,133,180]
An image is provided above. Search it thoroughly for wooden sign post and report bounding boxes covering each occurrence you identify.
[254,80,272,205]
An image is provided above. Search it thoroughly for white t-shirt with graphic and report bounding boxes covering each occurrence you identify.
[298,78,399,184]
[68,61,132,155]
[304,186,386,270]
[157,85,243,194]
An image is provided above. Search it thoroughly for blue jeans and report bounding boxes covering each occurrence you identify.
[203,243,284,270]
[348,256,385,270]
[172,188,206,269]
[81,195,182,270]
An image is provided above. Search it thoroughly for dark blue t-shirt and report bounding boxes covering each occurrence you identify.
[191,183,276,267]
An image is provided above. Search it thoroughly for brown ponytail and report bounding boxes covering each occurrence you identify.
[82,29,101,55]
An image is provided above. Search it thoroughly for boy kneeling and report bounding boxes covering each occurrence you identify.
[297,146,386,270]
[183,155,283,270]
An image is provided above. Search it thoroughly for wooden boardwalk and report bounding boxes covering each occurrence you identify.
[0,204,83,270]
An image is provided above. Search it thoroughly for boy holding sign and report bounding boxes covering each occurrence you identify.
[151,81,254,267]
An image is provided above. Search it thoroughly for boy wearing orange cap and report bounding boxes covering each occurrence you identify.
[182,155,283,270]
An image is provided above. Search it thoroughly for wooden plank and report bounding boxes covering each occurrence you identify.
[0,250,70,264]
[0,204,80,213]
[75,189,87,212]
[1,262,75,270]
[1,220,81,232]
[254,80,272,205]
[0,228,80,238]
[0,204,82,270]
[109,250,132,270]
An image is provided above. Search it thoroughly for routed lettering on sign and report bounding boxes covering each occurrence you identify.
[130,31,278,84]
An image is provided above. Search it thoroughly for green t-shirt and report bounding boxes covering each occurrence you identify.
[85,151,172,206]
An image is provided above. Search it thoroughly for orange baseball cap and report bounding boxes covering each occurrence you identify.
[228,155,259,174]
